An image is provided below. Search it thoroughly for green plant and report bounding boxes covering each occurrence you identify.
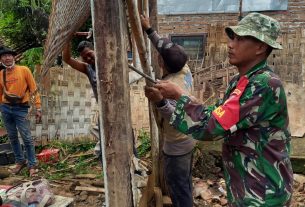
[34,140,99,180]
[137,129,151,158]
[0,115,8,144]
[0,0,50,47]
[20,47,44,72]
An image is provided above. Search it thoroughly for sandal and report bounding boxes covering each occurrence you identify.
[29,167,39,177]
[11,161,27,175]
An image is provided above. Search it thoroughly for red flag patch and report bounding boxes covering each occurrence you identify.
[212,76,249,130]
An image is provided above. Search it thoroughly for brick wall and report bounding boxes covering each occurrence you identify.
[158,0,305,36]
[158,0,305,86]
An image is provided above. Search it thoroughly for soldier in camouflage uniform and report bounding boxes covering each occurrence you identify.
[152,13,293,206]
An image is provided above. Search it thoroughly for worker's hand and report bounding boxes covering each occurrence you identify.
[140,14,151,30]
[35,110,42,124]
[154,80,185,100]
[144,86,163,103]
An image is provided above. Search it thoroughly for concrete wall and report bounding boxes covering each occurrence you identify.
[284,82,305,137]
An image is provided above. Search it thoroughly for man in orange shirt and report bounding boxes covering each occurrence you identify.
[0,47,42,177]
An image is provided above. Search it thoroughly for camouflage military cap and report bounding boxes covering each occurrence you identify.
[225,12,282,49]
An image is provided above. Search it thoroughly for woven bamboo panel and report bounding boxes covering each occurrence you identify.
[42,0,90,76]
[29,66,97,143]
[28,66,149,143]
[129,79,150,138]
[195,25,305,99]
[269,28,305,86]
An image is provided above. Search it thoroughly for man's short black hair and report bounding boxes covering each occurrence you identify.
[77,41,94,53]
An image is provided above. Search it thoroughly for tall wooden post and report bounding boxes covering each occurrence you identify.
[91,0,134,206]
[148,0,170,196]
[149,0,161,79]
[239,0,243,21]
[126,1,162,206]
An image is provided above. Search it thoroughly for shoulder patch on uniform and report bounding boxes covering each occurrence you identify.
[212,76,249,130]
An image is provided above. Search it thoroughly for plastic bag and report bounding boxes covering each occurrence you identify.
[5,179,54,207]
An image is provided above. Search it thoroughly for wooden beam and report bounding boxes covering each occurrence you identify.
[147,0,170,196]
[91,0,134,206]
[239,0,243,21]
[126,1,161,206]
[149,0,161,79]
[154,187,163,207]
[75,186,105,193]
[126,0,152,86]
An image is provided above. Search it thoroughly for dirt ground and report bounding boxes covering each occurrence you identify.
[0,168,105,207]
[0,149,304,207]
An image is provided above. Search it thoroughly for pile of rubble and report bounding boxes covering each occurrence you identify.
[193,178,227,207]
[191,150,305,207]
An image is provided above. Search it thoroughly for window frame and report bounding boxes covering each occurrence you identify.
[169,33,207,60]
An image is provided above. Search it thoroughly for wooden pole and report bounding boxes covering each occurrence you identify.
[126,1,161,206]
[141,0,161,191]
[91,0,134,206]
[239,0,243,21]
[149,0,161,79]
[126,0,152,86]
[148,0,170,196]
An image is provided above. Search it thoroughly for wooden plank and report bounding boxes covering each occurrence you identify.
[75,174,97,179]
[91,0,134,206]
[163,196,172,206]
[49,195,74,207]
[154,187,163,207]
[139,174,154,207]
[75,186,105,193]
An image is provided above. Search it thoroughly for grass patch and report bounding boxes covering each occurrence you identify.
[35,140,101,180]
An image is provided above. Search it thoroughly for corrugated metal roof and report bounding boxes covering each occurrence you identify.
[158,0,288,15]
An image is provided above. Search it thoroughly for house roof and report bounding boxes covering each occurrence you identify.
[158,0,288,15]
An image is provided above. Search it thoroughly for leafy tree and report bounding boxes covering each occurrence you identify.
[20,47,43,72]
[0,0,92,71]
[0,0,51,47]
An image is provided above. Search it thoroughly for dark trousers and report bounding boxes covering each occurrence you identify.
[164,150,193,207]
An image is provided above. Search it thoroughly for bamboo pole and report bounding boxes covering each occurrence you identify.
[149,0,161,79]
[147,0,171,196]
[126,0,152,86]
[126,1,160,206]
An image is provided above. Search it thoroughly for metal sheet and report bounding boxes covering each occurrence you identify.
[158,0,288,15]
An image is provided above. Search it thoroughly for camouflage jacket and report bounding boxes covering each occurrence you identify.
[170,60,293,206]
